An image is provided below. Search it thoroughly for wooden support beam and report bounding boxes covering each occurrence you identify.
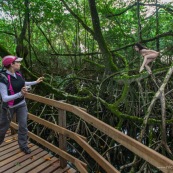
[58,109,67,168]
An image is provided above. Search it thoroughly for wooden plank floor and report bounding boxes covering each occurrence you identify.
[0,131,76,173]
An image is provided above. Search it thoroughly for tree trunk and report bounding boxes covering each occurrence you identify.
[88,0,118,74]
[16,0,29,66]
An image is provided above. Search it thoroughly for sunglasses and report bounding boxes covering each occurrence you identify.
[12,61,21,64]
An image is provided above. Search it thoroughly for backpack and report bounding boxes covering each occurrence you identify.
[0,71,8,84]
[0,68,9,109]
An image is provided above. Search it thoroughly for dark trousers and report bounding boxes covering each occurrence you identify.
[0,102,28,148]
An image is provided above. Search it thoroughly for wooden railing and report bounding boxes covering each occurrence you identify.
[10,93,173,173]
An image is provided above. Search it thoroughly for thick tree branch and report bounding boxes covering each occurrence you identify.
[0,31,16,37]
[22,66,93,101]
[98,96,173,125]
[51,52,101,56]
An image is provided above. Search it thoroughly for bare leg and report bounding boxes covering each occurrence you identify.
[145,65,152,74]
[139,57,147,73]
[143,53,158,74]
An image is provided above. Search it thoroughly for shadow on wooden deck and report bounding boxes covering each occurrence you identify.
[0,131,76,173]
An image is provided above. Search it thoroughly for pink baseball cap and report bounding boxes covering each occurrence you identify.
[2,55,23,67]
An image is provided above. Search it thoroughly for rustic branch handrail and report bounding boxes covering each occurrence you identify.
[27,113,119,173]
[10,122,87,170]
[25,93,173,173]
[28,113,87,140]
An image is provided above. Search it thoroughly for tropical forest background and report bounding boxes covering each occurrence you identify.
[0,0,173,172]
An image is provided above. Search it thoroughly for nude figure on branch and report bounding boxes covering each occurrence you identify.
[134,43,160,74]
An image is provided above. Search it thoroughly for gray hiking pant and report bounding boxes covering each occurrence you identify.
[0,102,28,148]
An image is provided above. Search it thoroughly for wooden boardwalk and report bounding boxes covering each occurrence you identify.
[0,131,76,173]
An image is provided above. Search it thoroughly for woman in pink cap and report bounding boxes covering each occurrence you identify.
[0,55,44,154]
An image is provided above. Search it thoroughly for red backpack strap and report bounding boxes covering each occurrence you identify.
[16,72,22,77]
[7,75,15,106]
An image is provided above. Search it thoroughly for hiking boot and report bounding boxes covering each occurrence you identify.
[20,146,31,154]
[0,139,4,145]
[0,141,3,145]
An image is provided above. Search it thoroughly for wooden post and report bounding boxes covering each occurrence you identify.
[58,109,67,168]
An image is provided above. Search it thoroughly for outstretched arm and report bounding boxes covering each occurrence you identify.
[25,77,44,86]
